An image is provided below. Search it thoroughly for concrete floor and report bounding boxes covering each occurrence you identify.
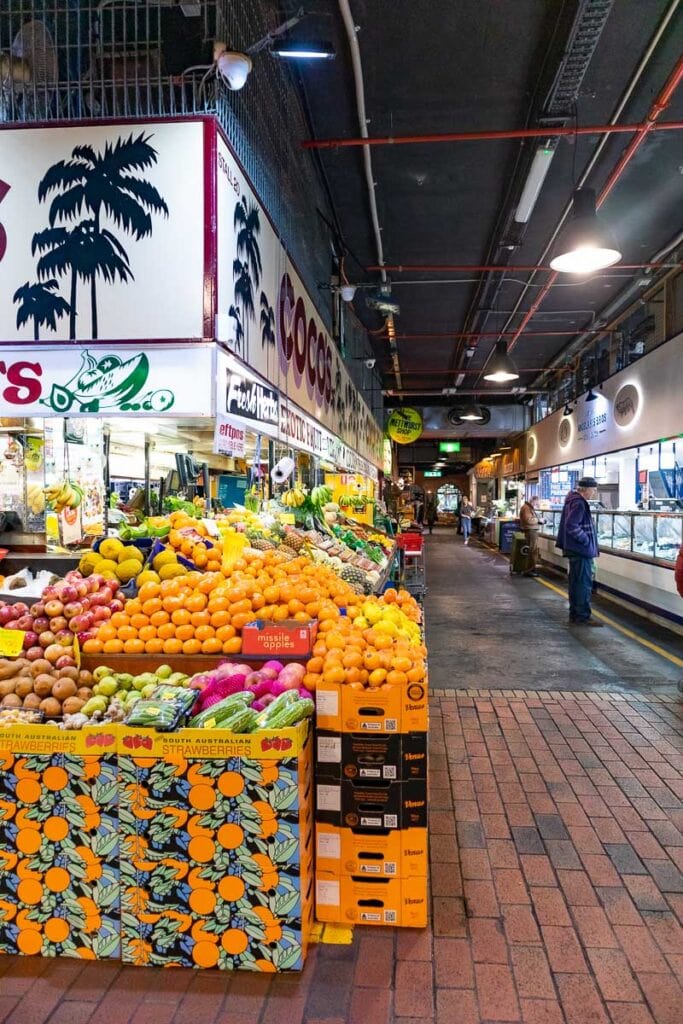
[424,528,683,694]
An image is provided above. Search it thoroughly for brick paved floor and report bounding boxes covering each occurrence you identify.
[1,689,682,1023]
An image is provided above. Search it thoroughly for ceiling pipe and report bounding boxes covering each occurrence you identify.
[503,53,683,357]
[383,389,546,396]
[302,120,683,149]
[386,329,615,339]
[366,262,679,273]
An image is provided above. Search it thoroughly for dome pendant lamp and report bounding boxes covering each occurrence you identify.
[550,188,621,274]
[483,340,520,383]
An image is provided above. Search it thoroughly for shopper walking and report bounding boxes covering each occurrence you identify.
[425,496,438,534]
[460,496,474,545]
[519,495,544,576]
[556,476,603,627]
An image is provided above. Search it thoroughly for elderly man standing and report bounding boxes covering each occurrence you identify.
[556,476,603,628]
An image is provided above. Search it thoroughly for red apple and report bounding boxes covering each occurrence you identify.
[4,620,20,631]
[0,606,15,626]
[49,616,68,632]
[55,654,76,670]
[77,631,94,646]
[30,601,46,618]
[109,598,124,613]
[12,603,28,616]
[76,582,89,599]
[89,575,105,591]
[69,614,91,634]
[58,585,79,603]
[44,600,64,618]
[41,585,58,601]
[44,643,66,664]
[32,616,49,633]
[108,580,121,593]
[15,615,34,631]
[92,606,111,622]
[39,631,56,649]
[22,631,39,649]
[25,645,46,661]
[55,629,74,647]
[63,602,83,620]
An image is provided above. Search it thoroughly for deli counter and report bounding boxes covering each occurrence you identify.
[538,509,683,627]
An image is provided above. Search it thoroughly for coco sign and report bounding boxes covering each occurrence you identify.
[278,271,334,407]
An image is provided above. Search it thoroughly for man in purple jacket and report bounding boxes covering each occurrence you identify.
[556,476,603,628]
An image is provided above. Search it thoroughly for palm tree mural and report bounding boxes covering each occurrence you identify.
[13,280,70,341]
[232,197,262,360]
[31,133,168,339]
[228,304,244,356]
[32,222,132,338]
[260,291,276,348]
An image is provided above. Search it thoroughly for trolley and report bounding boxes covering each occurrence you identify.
[396,529,426,599]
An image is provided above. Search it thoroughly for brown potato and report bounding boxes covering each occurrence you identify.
[52,679,77,702]
[30,659,53,678]
[78,670,94,686]
[22,693,42,710]
[57,666,79,682]
[0,679,17,697]
[1,694,22,708]
[62,696,85,715]
[14,677,35,699]
[77,687,93,701]
[33,674,55,698]
[39,697,62,718]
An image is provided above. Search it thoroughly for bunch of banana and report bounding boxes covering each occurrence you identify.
[44,480,84,512]
[282,486,307,507]
[311,484,334,508]
[27,483,45,516]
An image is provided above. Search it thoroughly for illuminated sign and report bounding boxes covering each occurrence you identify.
[424,470,442,478]
[438,441,461,453]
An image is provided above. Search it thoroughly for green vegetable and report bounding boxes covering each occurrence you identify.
[254,690,299,729]
[208,706,258,733]
[188,692,254,729]
[266,697,314,728]
[150,685,196,713]
[125,700,180,730]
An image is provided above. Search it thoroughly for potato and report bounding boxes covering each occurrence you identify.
[62,696,85,715]
[77,687,93,702]
[22,693,42,710]
[0,661,18,681]
[30,659,53,678]
[0,678,18,697]
[39,697,62,718]
[1,694,22,708]
[14,677,35,699]
[78,670,94,686]
[57,666,79,682]
[53,679,77,702]
[33,674,55,698]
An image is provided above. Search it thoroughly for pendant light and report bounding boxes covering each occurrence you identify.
[550,188,621,274]
[460,401,484,421]
[483,340,520,383]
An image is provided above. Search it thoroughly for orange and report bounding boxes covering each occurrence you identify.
[123,639,145,655]
[186,593,207,613]
[16,829,42,855]
[138,625,157,643]
[323,665,345,685]
[82,638,103,654]
[130,613,150,631]
[157,622,176,640]
[201,638,222,654]
[221,928,248,955]
[43,766,68,791]
[118,625,138,642]
[218,875,245,902]
[103,639,124,654]
[162,638,183,655]
[17,929,42,955]
[230,613,251,632]
[162,595,184,614]
[145,638,165,654]
[138,582,161,603]
[386,669,408,687]
[110,612,130,629]
[363,652,381,671]
[392,656,412,673]
[192,940,219,968]
[150,609,170,628]
[175,624,195,642]
[251,594,265,611]
[368,668,387,687]
[217,772,244,798]
[217,822,244,849]
[222,637,242,655]
[141,598,163,618]
[407,665,426,682]
[188,785,215,811]
[182,639,202,655]
[189,888,216,916]
[188,837,215,863]
[210,609,231,628]
[190,610,211,629]
[96,624,117,642]
[194,625,215,643]
[44,816,69,842]
[44,867,70,893]
[171,608,191,626]
[44,917,70,943]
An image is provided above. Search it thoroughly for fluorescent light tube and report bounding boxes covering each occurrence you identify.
[515,146,555,224]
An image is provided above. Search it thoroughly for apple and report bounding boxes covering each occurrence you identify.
[76,582,89,599]
[44,643,66,664]
[31,601,46,617]
[59,585,79,603]
[45,600,64,619]
[92,606,111,622]
[69,613,91,634]
[63,602,83,620]
[42,585,58,601]
[0,606,15,626]
[77,631,94,646]
[12,603,29,617]
[4,620,20,631]
[31,616,49,633]
[55,654,76,670]
[49,616,68,632]
[108,580,121,593]
[25,645,46,661]
[22,631,39,650]
[109,599,124,614]
[89,575,105,591]
[38,630,56,649]
[15,615,34,631]
[55,629,74,647]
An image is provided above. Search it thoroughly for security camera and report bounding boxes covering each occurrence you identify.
[364,358,376,369]
[215,44,252,90]
[340,284,357,302]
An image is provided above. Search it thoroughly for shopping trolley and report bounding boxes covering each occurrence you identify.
[396,529,426,600]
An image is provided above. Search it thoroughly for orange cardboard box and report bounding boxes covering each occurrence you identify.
[315,871,428,928]
[316,824,428,877]
[315,679,428,734]
[241,618,318,657]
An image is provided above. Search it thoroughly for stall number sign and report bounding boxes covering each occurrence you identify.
[0,627,26,657]
[213,414,246,457]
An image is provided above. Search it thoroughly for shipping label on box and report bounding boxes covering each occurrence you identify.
[241,619,317,657]
[315,871,428,928]
[315,680,428,734]
[315,824,428,877]
[316,778,427,830]
[316,731,427,782]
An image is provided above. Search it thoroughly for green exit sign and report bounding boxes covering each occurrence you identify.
[424,470,443,478]
[439,441,461,453]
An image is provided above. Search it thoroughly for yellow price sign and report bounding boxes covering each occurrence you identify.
[0,627,26,658]
[279,513,296,525]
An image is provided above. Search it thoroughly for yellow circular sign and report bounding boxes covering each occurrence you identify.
[386,407,423,445]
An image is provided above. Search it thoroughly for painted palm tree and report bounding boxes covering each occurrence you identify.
[33,222,132,338]
[36,133,168,338]
[233,259,255,355]
[234,197,262,288]
[260,291,276,348]
[13,280,70,341]
[228,304,244,356]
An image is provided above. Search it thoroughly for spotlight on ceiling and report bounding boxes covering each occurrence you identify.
[483,340,520,383]
[460,401,484,421]
[271,38,335,60]
[586,388,598,402]
[550,187,621,274]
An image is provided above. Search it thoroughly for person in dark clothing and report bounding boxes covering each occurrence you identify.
[425,495,438,534]
[556,476,603,627]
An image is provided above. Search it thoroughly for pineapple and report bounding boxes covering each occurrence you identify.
[249,536,275,551]
[341,565,369,595]
[284,531,306,553]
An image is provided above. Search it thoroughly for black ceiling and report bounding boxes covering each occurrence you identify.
[284,0,683,412]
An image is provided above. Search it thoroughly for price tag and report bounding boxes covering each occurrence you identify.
[278,513,296,525]
[73,635,81,669]
[0,628,26,657]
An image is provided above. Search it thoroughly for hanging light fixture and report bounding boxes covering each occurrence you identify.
[483,340,520,383]
[460,401,484,421]
[550,188,621,274]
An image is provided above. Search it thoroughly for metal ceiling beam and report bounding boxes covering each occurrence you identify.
[302,119,683,149]
[366,262,679,273]
[384,330,615,339]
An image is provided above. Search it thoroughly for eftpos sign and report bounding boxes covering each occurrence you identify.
[225,370,278,426]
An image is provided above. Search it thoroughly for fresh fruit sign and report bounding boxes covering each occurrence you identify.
[0,345,215,417]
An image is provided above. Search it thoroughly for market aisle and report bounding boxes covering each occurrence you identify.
[425,528,682,693]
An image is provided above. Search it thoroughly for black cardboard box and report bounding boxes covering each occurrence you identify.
[315,730,427,782]
[315,777,428,831]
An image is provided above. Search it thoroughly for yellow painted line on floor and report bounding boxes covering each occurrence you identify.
[534,576,683,668]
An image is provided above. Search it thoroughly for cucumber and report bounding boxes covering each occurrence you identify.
[203,706,258,733]
[253,690,299,729]
[266,698,314,728]
[188,691,254,728]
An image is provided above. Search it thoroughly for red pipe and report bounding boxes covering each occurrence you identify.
[366,262,678,273]
[302,119,683,150]
[507,55,683,354]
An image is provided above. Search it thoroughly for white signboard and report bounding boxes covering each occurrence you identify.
[213,414,246,457]
[526,332,683,470]
[0,122,205,343]
[215,132,383,469]
[0,345,215,417]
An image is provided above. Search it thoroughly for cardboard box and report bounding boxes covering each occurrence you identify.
[315,679,428,734]
[316,777,427,831]
[241,618,317,657]
[316,824,428,877]
[315,871,428,928]
[315,730,427,782]
[117,720,309,758]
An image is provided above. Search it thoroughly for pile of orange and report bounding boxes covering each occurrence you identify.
[302,613,427,692]
[381,587,421,622]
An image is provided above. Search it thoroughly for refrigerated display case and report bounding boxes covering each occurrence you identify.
[540,510,682,568]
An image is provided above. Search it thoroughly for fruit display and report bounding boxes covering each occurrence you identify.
[27,483,45,517]
[63,662,190,728]
[0,655,94,718]
[43,480,83,513]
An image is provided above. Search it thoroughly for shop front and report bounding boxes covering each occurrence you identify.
[525,332,683,626]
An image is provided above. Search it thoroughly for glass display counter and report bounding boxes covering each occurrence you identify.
[540,510,682,568]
